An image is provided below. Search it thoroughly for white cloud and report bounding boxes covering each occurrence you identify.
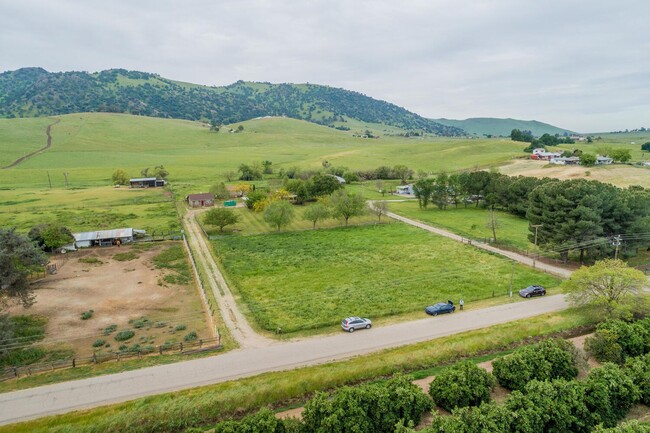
[1,0,649,131]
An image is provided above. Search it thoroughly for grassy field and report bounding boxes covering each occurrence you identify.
[212,222,559,333]
[0,113,527,192]
[1,308,595,433]
[387,201,534,252]
[0,186,179,233]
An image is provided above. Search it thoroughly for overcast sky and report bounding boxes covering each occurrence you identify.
[1,0,649,132]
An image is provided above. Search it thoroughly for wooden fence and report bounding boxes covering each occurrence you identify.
[0,334,221,382]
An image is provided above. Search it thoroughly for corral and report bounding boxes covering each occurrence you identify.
[7,243,209,357]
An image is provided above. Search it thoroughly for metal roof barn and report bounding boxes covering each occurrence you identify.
[73,228,134,248]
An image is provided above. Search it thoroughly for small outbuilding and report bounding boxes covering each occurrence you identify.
[396,184,414,195]
[72,228,138,248]
[129,177,166,188]
[187,193,215,207]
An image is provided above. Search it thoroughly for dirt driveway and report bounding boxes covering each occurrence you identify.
[8,243,208,357]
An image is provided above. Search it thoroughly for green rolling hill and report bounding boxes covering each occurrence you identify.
[433,117,574,137]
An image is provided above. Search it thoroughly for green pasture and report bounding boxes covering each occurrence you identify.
[0,117,56,167]
[212,223,559,333]
[0,112,526,191]
[388,201,534,252]
[202,202,381,236]
[0,186,179,233]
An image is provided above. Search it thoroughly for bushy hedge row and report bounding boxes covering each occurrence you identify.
[492,338,580,391]
[424,362,641,433]
[428,360,496,411]
[212,375,431,433]
[585,318,650,364]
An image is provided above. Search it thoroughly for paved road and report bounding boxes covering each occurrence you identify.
[0,294,567,425]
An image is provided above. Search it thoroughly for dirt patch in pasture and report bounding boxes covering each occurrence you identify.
[498,159,650,188]
[8,243,208,357]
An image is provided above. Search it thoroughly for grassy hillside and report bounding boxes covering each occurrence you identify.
[433,117,574,137]
[0,68,463,136]
[0,113,525,192]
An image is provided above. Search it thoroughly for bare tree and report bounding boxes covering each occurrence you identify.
[373,201,389,222]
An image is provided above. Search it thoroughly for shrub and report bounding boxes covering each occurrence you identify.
[184,331,198,342]
[114,330,135,342]
[92,339,105,348]
[592,420,650,432]
[153,321,167,328]
[214,408,285,433]
[428,360,495,411]
[492,338,579,391]
[132,317,149,329]
[118,344,128,351]
[624,353,650,405]
[174,324,186,331]
[103,324,117,335]
[586,319,650,363]
[585,363,640,428]
[302,374,431,433]
[80,310,94,320]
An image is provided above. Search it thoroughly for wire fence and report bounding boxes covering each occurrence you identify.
[0,334,222,382]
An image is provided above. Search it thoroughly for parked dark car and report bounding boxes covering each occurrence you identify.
[425,302,455,316]
[341,317,372,332]
[519,285,546,298]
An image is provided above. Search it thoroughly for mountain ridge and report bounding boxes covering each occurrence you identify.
[0,67,571,137]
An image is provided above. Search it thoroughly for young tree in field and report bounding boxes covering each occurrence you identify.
[486,209,501,242]
[392,164,413,185]
[302,202,330,229]
[262,160,273,174]
[329,190,366,225]
[233,182,252,197]
[209,182,230,199]
[111,169,129,185]
[204,208,240,232]
[0,228,47,309]
[374,179,385,195]
[561,259,647,316]
[223,170,237,182]
[372,201,389,222]
[263,200,295,231]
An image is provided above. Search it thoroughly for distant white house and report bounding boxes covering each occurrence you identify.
[327,174,346,184]
[531,148,562,161]
[550,156,580,165]
[395,184,414,195]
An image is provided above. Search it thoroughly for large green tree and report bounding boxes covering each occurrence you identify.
[329,190,366,225]
[561,259,647,316]
[111,169,129,185]
[0,228,47,309]
[28,224,74,252]
[263,200,295,231]
[204,208,240,232]
[413,178,434,209]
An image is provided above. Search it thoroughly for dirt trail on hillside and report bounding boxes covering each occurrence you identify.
[2,118,60,169]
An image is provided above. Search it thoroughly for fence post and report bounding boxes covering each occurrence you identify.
[72,358,76,368]
[138,351,141,359]
[199,339,203,348]
[93,352,97,364]
[180,342,183,352]
[159,345,163,355]
[13,367,17,377]
[217,328,221,346]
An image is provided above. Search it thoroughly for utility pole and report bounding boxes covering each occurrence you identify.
[509,261,514,298]
[532,224,542,269]
[63,172,69,188]
[612,235,622,260]
[47,171,52,189]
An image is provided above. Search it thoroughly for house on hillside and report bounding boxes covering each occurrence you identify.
[129,177,166,188]
[531,148,562,161]
[187,193,215,207]
[396,184,414,195]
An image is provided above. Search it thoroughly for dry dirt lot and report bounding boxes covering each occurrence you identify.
[8,243,209,357]
[499,159,650,188]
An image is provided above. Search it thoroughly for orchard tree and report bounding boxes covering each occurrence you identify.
[302,202,330,229]
[0,228,47,309]
[111,169,129,185]
[561,259,647,316]
[329,190,366,225]
[263,200,295,231]
[204,208,239,232]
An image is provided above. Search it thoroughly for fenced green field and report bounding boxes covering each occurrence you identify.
[387,201,534,252]
[212,222,559,333]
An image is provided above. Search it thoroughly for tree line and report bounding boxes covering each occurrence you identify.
[412,171,649,263]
